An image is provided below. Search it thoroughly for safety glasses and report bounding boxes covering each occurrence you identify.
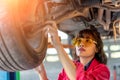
[72,38,97,46]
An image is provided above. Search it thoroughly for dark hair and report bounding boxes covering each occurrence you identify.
[77,25,107,64]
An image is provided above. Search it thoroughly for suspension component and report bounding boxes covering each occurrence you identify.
[70,0,102,10]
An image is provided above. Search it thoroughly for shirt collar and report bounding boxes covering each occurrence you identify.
[84,58,94,71]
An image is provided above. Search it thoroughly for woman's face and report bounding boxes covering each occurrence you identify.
[75,34,97,58]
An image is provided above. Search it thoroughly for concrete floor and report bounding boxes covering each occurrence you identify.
[20,61,62,80]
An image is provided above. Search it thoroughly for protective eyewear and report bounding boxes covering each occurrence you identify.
[72,38,97,46]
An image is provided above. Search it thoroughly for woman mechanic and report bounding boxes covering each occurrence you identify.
[36,21,110,80]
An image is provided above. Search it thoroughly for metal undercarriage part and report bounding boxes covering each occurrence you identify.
[42,0,120,39]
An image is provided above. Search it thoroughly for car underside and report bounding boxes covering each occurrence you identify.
[0,0,120,72]
[43,0,120,39]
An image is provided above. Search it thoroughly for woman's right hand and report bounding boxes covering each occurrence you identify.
[44,21,62,49]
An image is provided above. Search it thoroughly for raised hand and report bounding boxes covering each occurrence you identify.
[44,21,62,49]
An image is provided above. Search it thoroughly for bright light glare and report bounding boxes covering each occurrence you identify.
[3,0,39,23]
[58,30,68,39]
[110,45,120,51]
[46,54,72,62]
[46,48,71,62]
[105,53,109,58]
[103,46,108,51]
[47,48,70,54]
[47,48,57,54]
[46,56,59,62]
[111,52,120,58]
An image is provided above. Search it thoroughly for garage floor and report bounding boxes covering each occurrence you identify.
[20,61,62,80]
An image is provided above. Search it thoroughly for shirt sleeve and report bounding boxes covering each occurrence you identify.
[58,61,79,80]
[58,69,69,80]
[58,69,64,80]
